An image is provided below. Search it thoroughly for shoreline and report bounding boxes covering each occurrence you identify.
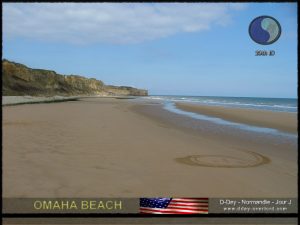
[2,95,138,106]
[175,102,297,134]
[3,98,297,197]
[2,96,80,106]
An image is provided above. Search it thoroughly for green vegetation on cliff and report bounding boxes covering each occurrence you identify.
[2,59,148,97]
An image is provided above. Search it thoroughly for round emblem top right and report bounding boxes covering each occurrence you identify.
[249,16,281,45]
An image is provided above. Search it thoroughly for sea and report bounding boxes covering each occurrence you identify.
[142,95,297,113]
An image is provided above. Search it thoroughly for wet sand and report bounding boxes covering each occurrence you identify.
[176,102,297,134]
[2,97,297,197]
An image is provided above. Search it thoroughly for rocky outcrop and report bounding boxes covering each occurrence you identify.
[2,59,148,97]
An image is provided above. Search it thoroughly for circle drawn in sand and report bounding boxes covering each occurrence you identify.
[175,151,270,168]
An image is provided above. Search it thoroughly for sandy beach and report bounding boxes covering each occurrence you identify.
[176,102,297,134]
[2,97,297,197]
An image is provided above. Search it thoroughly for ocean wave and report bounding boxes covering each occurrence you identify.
[146,96,297,112]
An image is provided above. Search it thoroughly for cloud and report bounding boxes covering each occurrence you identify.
[3,3,247,44]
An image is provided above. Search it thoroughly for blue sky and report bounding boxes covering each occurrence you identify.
[3,3,297,98]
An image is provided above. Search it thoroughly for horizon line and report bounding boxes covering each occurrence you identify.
[148,94,298,99]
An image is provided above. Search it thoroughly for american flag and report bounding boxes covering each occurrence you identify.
[140,198,209,214]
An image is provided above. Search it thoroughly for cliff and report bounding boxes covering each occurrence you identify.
[2,59,148,97]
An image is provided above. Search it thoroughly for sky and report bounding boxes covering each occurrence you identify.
[2,3,298,98]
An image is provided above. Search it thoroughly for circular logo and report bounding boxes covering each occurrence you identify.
[249,16,281,45]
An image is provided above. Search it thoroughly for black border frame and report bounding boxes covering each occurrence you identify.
[1,0,298,221]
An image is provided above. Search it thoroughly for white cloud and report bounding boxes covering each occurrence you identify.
[3,3,247,44]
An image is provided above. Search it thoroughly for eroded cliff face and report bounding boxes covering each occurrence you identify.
[105,85,148,96]
[2,60,148,96]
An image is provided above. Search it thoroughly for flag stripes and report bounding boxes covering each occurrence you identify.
[140,198,209,214]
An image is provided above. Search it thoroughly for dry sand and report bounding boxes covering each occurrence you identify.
[176,102,297,134]
[2,97,297,198]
